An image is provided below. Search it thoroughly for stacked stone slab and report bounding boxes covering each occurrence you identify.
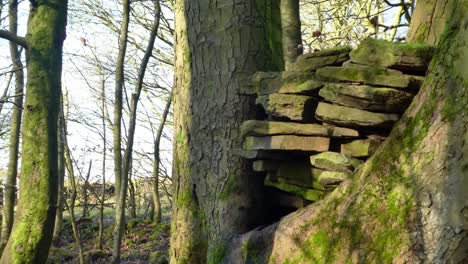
[240,38,433,209]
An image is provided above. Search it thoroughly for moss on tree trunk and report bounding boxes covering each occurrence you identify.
[0,0,68,263]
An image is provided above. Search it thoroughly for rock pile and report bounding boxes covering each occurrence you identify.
[240,38,433,211]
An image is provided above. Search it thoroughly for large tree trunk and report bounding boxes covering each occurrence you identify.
[0,0,24,250]
[170,0,282,263]
[224,1,468,263]
[407,0,452,45]
[0,0,68,262]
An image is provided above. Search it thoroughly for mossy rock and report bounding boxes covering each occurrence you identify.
[310,151,362,174]
[317,171,349,186]
[315,102,400,129]
[248,71,323,95]
[256,93,318,121]
[264,176,324,201]
[316,65,424,89]
[341,138,384,157]
[288,46,352,72]
[240,120,359,138]
[350,38,434,73]
[244,135,330,152]
[319,83,415,113]
[274,160,325,189]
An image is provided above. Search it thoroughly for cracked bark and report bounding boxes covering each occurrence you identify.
[170,0,281,262]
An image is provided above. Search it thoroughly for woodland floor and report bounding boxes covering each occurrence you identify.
[48,210,170,264]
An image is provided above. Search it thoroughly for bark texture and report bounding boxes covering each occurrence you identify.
[0,0,68,262]
[170,0,282,263]
[407,0,452,45]
[0,0,24,250]
[281,0,302,70]
[224,1,468,263]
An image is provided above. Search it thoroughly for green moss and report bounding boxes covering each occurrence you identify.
[264,177,324,201]
[149,251,169,264]
[208,243,227,264]
[220,176,240,200]
[241,240,260,264]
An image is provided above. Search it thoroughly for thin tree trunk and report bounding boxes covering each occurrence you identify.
[170,0,281,262]
[113,0,131,205]
[112,1,161,262]
[281,0,302,70]
[151,95,172,224]
[128,162,137,219]
[52,97,66,246]
[0,0,67,262]
[82,160,92,218]
[0,0,24,251]
[98,77,107,251]
[62,95,85,264]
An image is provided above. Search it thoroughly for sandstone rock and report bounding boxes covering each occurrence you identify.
[244,136,330,152]
[350,38,434,73]
[274,160,324,188]
[247,71,323,95]
[310,151,362,174]
[341,138,383,157]
[256,94,317,121]
[288,46,352,72]
[319,83,414,113]
[240,120,359,138]
[315,102,400,129]
[317,171,349,186]
[252,160,279,172]
[316,65,423,89]
[264,176,324,201]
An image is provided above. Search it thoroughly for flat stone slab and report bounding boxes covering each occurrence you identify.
[288,46,352,72]
[316,65,424,89]
[275,160,325,188]
[319,83,414,113]
[315,102,400,129]
[341,138,384,157]
[265,176,324,201]
[310,151,362,174]
[244,135,330,152]
[240,120,359,138]
[256,94,317,121]
[317,171,349,186]
[350,38,434,73]
[247,71,323,95]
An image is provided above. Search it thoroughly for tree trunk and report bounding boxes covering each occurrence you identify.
[0,0,68,262]
[62,101,85,264]
[224,1,468,263]
[0,0,24,251]
[98,77,107,251]
[407,0,452,45]
[82,160,92,218]
[151,95,172,224]
[170,0,282,262]
[52,97,66,246]
[281,0,302,70]
[113,0,130,206]
[112,1,161,261]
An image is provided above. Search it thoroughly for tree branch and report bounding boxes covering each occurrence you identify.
[0,30,27,48]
